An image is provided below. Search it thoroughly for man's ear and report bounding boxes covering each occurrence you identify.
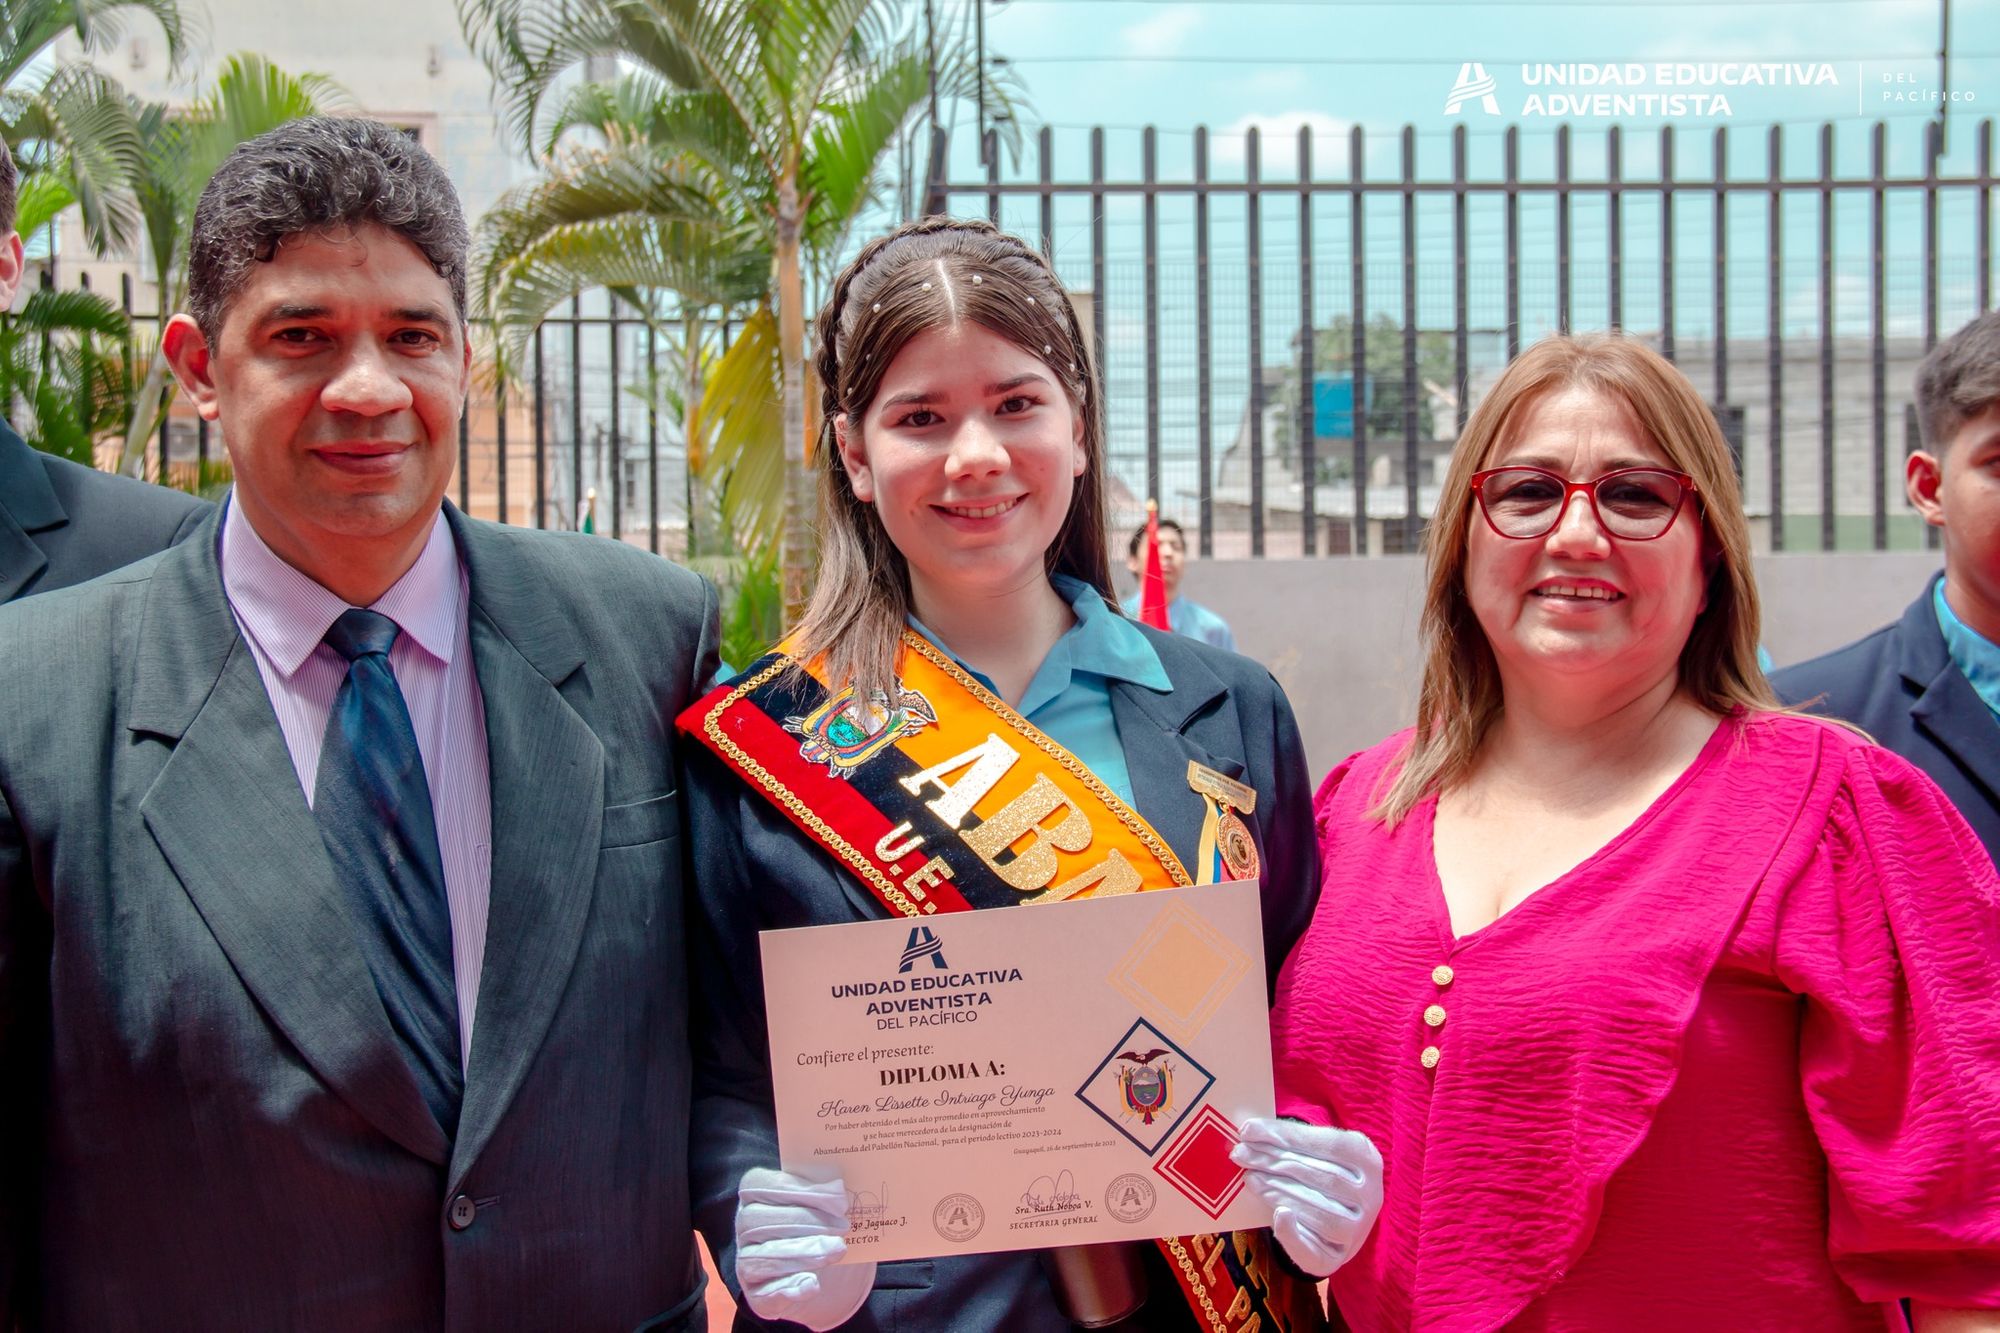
[834,412,873,503]
[162,314,222,423]
[0,232,25,311]
[1907,449,1946,527]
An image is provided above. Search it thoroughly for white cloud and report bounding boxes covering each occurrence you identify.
[1120,7,1202,59]
[1207,110,1357,175]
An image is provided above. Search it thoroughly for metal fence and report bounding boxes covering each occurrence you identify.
[115,116,1998,560]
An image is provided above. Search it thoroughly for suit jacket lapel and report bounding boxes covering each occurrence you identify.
[447,510,605,1188]
[0,425,59,601]
[1110,633,1240,875]
[132,517,450,1165]
[1902,578,2000,804]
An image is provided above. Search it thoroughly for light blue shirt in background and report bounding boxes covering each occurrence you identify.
[1935,579,2000,720]
[909,576,1171,807]
[1120,592,1237,653]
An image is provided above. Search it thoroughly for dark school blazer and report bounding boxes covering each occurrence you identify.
[686,626,1322,1332]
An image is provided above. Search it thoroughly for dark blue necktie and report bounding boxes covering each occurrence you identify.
[314,608,462,1137]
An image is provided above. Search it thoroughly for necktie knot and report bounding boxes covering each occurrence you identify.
[325,608,400,664]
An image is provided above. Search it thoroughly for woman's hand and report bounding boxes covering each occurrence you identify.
[735,1167,877,1330]
[1230,1117,1385,1277]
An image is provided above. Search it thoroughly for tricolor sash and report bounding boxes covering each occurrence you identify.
[678,632,1329,1333]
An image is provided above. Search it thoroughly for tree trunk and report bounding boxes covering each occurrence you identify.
[775,171,814,622]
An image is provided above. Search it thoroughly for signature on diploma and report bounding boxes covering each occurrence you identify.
[1018,1169,1085,1213]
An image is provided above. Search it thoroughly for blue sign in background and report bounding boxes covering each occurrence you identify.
[1312,375,1373,440]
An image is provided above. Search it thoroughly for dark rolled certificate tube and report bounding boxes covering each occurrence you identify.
[1038,1241,1149,1327]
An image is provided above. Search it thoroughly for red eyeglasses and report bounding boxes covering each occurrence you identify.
[1469,465,1700,541]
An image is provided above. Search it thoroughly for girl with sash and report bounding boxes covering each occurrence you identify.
[680,216,1381,1331]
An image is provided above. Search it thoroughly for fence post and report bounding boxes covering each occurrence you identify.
[1247,125,1264,558]
[1298,123,1316,556]
[1194,126,1214,559]
[1767,124,1785,552]
[1350,124,1369,556]
[1143,125,1161,509]
[1608,126,1624,332]
[1819,121,1835,552]
[1871,122,1888,552]
[1452,124,1468,440]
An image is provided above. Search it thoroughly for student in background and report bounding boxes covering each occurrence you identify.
[1122,516,1237,651]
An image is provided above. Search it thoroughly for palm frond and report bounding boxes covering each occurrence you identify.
[694,301,785,554]
[7,61,142,250]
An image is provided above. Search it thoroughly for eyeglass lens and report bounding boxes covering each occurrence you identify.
[1481,469,1684,539]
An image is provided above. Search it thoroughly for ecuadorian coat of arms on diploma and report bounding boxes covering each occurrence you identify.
[757,880,1279,1262]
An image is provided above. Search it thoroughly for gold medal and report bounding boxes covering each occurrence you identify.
[1217,808,1260,880]
[1188,761,1261,883]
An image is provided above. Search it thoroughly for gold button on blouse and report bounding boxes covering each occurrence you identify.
[1420,1045,1441,1069]
[1432,964,1455,987]
[1424,1004,1447,1028]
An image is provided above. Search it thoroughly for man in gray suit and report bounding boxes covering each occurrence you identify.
[0,118,718,1330]
[0,138,208,602]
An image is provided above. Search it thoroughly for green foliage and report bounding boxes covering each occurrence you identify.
[1273,314,1458,478]
[709,541,785,673]
[0,285,131,466]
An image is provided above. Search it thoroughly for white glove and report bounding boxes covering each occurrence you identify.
[734,1167,877,1330]
[1230,1117,1383,1278]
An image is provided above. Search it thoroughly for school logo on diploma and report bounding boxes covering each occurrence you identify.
[898,925,948,973]
[784,681,938,777]
[1075,1017,1213,1154]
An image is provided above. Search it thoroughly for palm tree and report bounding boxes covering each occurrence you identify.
[460,0,1013,610]
[113,53,344,474]
[0,0,188,252]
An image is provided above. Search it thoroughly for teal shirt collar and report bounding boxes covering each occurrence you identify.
[1934,579,2000,720]
[908,574,1172,712]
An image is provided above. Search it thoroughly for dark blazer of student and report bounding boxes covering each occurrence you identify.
[0,420,208,603]
[686,624,1319,1331]
[1774,573,2000,865]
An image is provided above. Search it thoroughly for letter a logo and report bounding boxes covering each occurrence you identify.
[1445,62,1500,115]
[899,925,948,973]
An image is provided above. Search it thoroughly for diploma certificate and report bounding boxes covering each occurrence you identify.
[759,880,1277,1262]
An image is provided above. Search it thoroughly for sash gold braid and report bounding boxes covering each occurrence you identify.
[893,632,1195,889]
[696,654,928,917]
[1165,1237,1230,1333]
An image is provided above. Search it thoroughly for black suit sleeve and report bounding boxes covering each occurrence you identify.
[0,783,49,1331]
[1257,675,1323,996]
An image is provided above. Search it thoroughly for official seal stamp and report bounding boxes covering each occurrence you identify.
[1104,1173,1157,1223]
[933,1191,986,1242]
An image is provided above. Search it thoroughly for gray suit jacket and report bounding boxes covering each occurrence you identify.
[0,503,719,1332]
[0,423,209,602]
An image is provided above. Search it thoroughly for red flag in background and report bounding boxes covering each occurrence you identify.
[1139,499,1171,631]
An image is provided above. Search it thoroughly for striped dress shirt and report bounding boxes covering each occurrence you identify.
[219,496,494,1060]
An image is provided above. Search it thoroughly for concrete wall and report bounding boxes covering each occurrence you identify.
[1168,552,1942,776]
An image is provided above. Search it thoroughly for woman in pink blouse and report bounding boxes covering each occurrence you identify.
[1265,334,2000,1331]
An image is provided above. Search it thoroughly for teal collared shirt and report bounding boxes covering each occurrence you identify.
[908,576,1172,806]
[1935,579,2000,720]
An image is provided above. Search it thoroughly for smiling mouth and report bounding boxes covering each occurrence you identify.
[1533,582,1624,602]
[937,497,1023,519]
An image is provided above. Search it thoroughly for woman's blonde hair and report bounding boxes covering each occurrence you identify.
[787,216,1113,702]
[1371,333,1780,824]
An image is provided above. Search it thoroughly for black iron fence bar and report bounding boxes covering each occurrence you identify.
[1556,125,1572,336]
[985,127,1000,224]
[1608,126,1624,332]
[1819,122,1835,553]
[1246,125,1265,558]
[532,326,547,530]
[1038,126,1054,259]
[1767,125,1785,553]
[1194,125,1214,559]
[646,320,659,556]
[458,401,470,514]
[1350,123,1369,556]
[1981,120,1994,314]
[1712,131,1728,410]
[1504,126,1521,361]
[1872,122,1889,552]
[1662,125,1677,361]
[1144,125,1162,507]
[1401,125,1419,549]
[1090,128,1107,409]
[568,301,583,531]
[608,306,622,542]
[1452,124,1469,439]
[1297,124,1316,556]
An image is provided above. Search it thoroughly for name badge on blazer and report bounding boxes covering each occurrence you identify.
[1186,761,1260,883]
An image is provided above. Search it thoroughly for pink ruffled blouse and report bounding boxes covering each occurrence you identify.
[1273,712,2000,1332]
